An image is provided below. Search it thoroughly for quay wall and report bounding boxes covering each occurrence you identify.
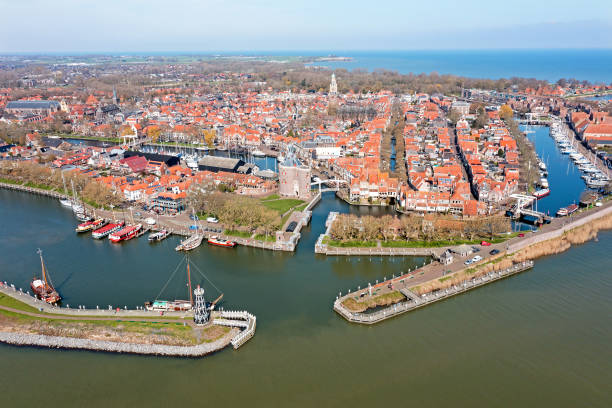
[334,261,534,325]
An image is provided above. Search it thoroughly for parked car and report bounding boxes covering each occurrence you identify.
[518,233,525,237]
[471,255,483,263]
[206,217,219,223]
[472,246,480,252]
[489,249,500,255]
[286,221,298,232]
[189,214,199,221]
[480,241,491,246]
[464,259,474,266]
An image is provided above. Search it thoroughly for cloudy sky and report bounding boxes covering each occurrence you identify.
[1,0,611,53]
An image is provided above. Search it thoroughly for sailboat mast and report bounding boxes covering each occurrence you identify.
[38,249,47,285]
[187,257,193,305]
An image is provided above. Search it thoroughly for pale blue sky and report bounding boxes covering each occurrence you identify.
[1,0,611,52]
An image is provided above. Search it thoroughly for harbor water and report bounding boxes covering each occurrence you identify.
[1,189,611,407]
[520,124,586,215]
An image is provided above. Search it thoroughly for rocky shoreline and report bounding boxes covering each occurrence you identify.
[0,330,233,357]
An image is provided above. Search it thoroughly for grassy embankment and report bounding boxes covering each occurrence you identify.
[45,133,123,144]
[0,293,229,345]
[0,177,109,210]
[324,232,521,249]
[261,195,305,229]
[342,291,406,313]
[410,211,612,296]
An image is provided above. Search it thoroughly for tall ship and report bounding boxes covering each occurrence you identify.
[145,256,223,312]
[76,218,106,233]
[109,224,142,243]
[92,221,124,239]
[30,249,61,305]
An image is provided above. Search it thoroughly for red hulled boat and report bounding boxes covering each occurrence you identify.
[207,236,236,248]
[109,224,142,243]
[92,221,124,239]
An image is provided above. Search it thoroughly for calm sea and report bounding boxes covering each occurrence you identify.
[302,50,612,83]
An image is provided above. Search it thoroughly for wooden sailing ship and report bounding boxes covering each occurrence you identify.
[30,249,61,305]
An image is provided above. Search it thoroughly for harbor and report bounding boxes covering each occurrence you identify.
[1,186,611,406]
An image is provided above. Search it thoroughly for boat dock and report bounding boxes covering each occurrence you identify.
[334,261,534,325]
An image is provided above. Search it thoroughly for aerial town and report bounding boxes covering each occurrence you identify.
[1,58,610,238]
[0,55,611,359]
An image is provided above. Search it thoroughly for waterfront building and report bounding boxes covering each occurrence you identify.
[279,156,311,200]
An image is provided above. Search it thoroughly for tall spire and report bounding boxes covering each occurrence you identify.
[330,73,338,95]
[112,85,118,105]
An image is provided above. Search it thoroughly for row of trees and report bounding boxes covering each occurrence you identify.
[0,161,122,208]
[188,187,281,238]
[329,213,510,243]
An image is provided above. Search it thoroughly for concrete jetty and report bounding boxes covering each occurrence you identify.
[334,261,534,324]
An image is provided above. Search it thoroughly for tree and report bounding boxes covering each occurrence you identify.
[203,129,216,147]
[148,126,161,143]
[447,108,461,125]
[499,104,513,120]
[473,110,489,129]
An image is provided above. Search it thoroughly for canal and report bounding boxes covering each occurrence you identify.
[520,124,586,215]
[1,189,611,407]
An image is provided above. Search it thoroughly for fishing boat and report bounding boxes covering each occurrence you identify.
[76,218,106,233]
[556,204,578,217]
[533,188,550,199]
[175,234,203,251]
[207,236,237,248]
[92,221,124,239]
[109,224,142,243]
[252,149,266,157]
[539,178,549,188]
[144,256,223,312]
[148,230,170,242]
[30,249,61,305]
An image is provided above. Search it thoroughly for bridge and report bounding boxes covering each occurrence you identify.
[507,193,552,224]
[311,179,348,193]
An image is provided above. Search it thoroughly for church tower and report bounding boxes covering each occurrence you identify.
[112,86,118,105]
[329,73,338,95]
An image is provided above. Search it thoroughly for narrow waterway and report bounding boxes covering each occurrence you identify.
[520,124,586,215]
[0,189,611,407]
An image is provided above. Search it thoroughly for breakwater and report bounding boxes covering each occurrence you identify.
[0,282,256,354]
[334,261,534,324]
[0,331,234,357]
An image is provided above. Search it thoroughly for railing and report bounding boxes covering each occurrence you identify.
[334,261,535,324]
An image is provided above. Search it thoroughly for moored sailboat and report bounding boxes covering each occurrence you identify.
[30,249,61,305]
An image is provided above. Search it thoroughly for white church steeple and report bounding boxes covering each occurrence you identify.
[330,73,338,95]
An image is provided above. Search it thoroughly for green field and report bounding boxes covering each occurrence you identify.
[261,198,304,214]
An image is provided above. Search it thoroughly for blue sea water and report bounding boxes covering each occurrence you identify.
[302,50,612,83]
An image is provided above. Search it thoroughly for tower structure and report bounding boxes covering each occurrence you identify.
[112,86,118,105]
[330,73,338,95]
[193,285,209,325]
